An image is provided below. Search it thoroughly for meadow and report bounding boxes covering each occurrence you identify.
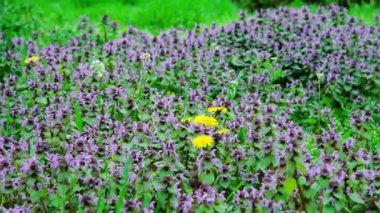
[0,0,380,212]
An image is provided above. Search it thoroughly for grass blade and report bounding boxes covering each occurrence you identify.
[115,154,132,213]
[97,160,110,213]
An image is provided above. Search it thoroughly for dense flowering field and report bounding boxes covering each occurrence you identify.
[0,5,380,212]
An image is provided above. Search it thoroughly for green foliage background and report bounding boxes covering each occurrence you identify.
[1,0,378,39]
[0,0,239,36]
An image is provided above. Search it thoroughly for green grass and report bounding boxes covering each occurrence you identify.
[289,0,380,25]
[1,0,239,35]
[348,3,380,25]
[0,0,378,40]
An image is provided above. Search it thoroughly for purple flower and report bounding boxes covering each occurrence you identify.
[46,153,60,169]
[174,191,194,213]
[0,157,13,177]
[78,193,97,207]
[194,185,223,205]
[20,157,42,176]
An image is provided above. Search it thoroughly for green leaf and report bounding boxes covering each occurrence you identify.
[49,195,63,208]
[231,56,244,67]
[349,193,365,204]
[140,113,151,120]
[306,182,320,199]
[132,108,140,121]
[226,182,245,202]
[64,69,73,76]
[319,178,329,189]
[36,97,48,106]
[84,117,96,126]
[257,156,272,171]
[97,192,106,213]
[200,173,215,185]
[156,192,169,210]
[219,180,230,188]
[22,131,33,140]
[284,177,297,196]
[72,101,84,132]
[119,108,128,115]
[215,203,228,213]
[306,202,318,213]
[322,205,335,213]
[298,176,307,186]
[226,84,237,100]
[143,192,152,208]
[321,97,333,106]
[295,161,307,175]
[57,184,68,197]
[28,189,42,203]
[286,161,296,176]
[271,69,286,82]
[304,118,317,125]
[237,127,247,143]
[175,161,186,171]
[335,199,345,211]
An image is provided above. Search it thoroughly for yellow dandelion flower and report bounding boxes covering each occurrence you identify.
[180,117,192,123]
[192,135,214,149]
[217,128,229,135]
[25,56,40,64]
[192,115,219,128]
[207,106,227,114]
